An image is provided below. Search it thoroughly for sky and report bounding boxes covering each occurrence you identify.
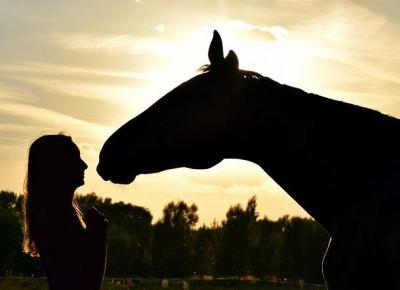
[1,0,400,225]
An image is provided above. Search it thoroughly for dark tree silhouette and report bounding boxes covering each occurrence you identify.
[192,224,218,276]
[1,190,328,283]
[152,201,198,277]
[216,196,259,276]
[0,190,42,276]
[76,193,153,277]
[253,217,281,278]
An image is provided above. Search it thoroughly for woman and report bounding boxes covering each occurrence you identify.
[22,134,108,290]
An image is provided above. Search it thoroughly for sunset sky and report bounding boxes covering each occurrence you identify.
[2,0,400,225]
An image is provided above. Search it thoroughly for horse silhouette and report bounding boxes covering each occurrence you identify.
[97,31,400,289]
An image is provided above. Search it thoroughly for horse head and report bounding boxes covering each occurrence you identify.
[97,31,260,184]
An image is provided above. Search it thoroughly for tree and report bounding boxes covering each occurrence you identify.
[152,201,198,277]
[76,193,153,277]
[215,196,259,276]
[0,190,18,210]
[0,190,329,282]
[253,217,281,277]
[0,190,42,276]
[0,190,22,275]
[0,208,21,275]
[192,225,218,276]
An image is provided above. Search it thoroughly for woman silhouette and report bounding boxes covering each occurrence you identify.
[22,134,108,290]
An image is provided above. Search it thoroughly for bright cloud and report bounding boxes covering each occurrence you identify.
[48,32,178,56]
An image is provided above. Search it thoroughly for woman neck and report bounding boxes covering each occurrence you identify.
[42,186,76,210]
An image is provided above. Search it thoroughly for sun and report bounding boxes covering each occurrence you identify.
[163,22,307,88]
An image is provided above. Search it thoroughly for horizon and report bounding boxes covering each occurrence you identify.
[2,1,400,225]
[1,189,312,227]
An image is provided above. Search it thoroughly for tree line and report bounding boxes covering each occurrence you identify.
[0,190,329,283]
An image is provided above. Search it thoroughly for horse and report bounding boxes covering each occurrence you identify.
[97,31,400,289]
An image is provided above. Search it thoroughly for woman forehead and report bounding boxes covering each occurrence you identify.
[63,140,80,155]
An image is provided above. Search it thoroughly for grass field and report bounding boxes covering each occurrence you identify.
[0,277,326,290]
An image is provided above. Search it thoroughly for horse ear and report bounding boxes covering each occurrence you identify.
[208,30,224,66]
[225,50,239,71]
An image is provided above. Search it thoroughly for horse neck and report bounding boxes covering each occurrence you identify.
[229,79,315,161]
[228,78,398,232]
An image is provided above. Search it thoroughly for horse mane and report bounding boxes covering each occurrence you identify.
[240,69,263,80]
[199,64,264,81]
[198,64,397,126]
[199,64,212,73]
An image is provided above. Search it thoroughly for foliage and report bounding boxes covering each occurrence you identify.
[0,190,329,283]
[152,201,198,277]
[215,196,260,276]
[76,193,153,277]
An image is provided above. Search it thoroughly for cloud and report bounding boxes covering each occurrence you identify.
[0,61,162,127]
[48,32,179,56]
[80,142,99,156]
[0,61,155,82]
[0,101,113,143]
[155,24,165,33]
[0,80,35,102]
[0,123,39,147]
[225,19,288,42]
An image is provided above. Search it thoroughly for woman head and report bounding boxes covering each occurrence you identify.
[26,134,87,196]
[23,134,88,256]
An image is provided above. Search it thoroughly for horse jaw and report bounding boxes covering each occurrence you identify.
[184,156,224,171]
[109,174,137,185]
[97,155,224,185]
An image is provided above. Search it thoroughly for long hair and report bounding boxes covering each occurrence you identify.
[22,134,85,257]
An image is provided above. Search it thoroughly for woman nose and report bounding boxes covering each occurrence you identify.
[81,159,88,170]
